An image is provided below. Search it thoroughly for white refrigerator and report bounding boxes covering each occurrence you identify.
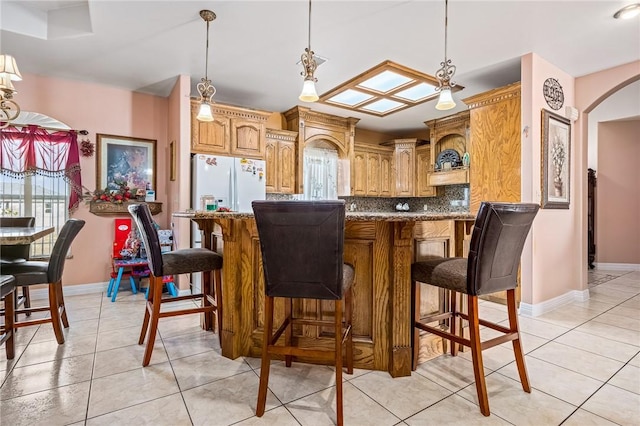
[191,154,266,291]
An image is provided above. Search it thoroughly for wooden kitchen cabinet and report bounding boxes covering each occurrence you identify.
[191,100,271,158]
[416,145,439,197]
[265,129,298,194]
[352,142,395,197]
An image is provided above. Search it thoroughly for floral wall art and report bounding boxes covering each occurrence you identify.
[541,109,571,209]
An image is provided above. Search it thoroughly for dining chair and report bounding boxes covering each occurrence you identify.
[1,219,85,344]
[411,202,539,416]
[0,275,16,359]
[0,216,36,318]
[252,200,354,426]
[128,203,223,366]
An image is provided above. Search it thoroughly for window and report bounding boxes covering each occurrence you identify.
[0,173,69,258]
[302,146,339,200]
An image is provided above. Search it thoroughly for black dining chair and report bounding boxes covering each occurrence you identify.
[128,203,223,366]
[0,216,36,318]
[252,200,354,426]
[411,202,539,416]
[2,219,85,344]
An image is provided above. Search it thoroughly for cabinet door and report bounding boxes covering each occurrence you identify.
[394,147,415,197]
[416,148,436,197]
[379,153,393,197]
[352,150,367,196]
[191,113,230,154]
[366,153,380,196]
[278,141,296,194]
[264,140,277,193]
[230,118,265,158]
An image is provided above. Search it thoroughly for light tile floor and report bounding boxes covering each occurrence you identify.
[1,269,639,425]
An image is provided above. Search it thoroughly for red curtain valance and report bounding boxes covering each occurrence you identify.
[0,124,83,212]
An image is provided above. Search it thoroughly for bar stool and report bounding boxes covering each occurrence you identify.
[1,219,85,344]
[0,216,36,319]
[411,202,539,416]
[128,203,223,367]
[252,200,354,426]
[0,275,16,359]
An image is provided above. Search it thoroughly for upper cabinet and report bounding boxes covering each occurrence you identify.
[284,106,359,195]
[190,100,271,158]
[424,111,470,187]
[265,129,298,194]
[353,142,394,197]
[463,82,521,214]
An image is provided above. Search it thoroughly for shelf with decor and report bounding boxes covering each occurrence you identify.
[89,201,162,216]
[424,110,470,187]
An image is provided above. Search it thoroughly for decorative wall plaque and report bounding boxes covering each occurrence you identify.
[543,78,564,110]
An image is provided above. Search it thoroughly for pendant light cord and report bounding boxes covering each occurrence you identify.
[444,0,448,63]
[307,0,312,51]
[204,19,210,80]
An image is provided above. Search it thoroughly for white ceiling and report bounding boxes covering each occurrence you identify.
[1,0,639,133]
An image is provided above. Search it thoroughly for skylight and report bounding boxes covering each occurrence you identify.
[318,60,463,117]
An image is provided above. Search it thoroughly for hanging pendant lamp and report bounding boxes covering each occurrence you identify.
[196,10,217,122]
[299,0,319,102]
[435,0,457,111]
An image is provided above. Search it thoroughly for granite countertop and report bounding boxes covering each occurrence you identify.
[173,210,475,222]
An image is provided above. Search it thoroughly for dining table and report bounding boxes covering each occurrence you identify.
[0,226,55,246]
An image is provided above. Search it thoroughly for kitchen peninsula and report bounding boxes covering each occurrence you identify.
[174,209,474,377]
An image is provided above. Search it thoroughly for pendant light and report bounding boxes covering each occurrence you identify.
[0,54,22,128]
[435,0,457,111]
[196,10,217,122]
[299,0,319,102]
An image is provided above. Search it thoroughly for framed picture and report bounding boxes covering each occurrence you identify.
[96,134,156,191]
[541,109,571,209]
[169,140,176,181]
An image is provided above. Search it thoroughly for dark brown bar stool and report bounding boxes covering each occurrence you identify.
[0,275,16,359]
[252,200,354,426]
[411,202,539,416]
[2,219,85,344]
[128,203,223,367]
[0,216,36,318]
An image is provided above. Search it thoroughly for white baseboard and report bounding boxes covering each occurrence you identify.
[29,281,192,300]
[519,289,590,317]
[594,263,640,271]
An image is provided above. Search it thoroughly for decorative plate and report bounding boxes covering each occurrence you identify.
[435,149,461,170]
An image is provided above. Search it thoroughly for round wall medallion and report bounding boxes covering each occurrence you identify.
[543,78,564,110]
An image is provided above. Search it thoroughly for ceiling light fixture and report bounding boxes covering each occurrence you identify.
[196,10,217,122]
[0,54,22,129]
[434,0,457,111]
[299,0,319,102]
[613,3,640,19]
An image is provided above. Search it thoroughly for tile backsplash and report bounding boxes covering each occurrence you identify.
[266,184,470,213]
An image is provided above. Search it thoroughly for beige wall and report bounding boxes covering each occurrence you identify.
[596,120,640,264]
[17,72,170,286]
[520,53,579,305]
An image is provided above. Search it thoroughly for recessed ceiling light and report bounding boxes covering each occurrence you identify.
[327,89,374,106]
[613,3,640,19]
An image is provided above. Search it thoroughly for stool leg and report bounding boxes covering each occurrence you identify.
[22,286,31,317]
[130,276,138,294]
[450,290,458,356]
[284,297,292,367]
[107,277,115,297]
[111,267,125,302]
[335,296,344,426]
[141,274,163,366]
[468,294,489,416]
[49,282,65,345]
[202,270,213,331]
[256,295,274,417]
[411,280,420,370]
[138,276,153,345]
[507,288,531,393]
[55,280,69,328]
[345,287,354,375]
[214,269,223,347]
[4,291,15,359]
